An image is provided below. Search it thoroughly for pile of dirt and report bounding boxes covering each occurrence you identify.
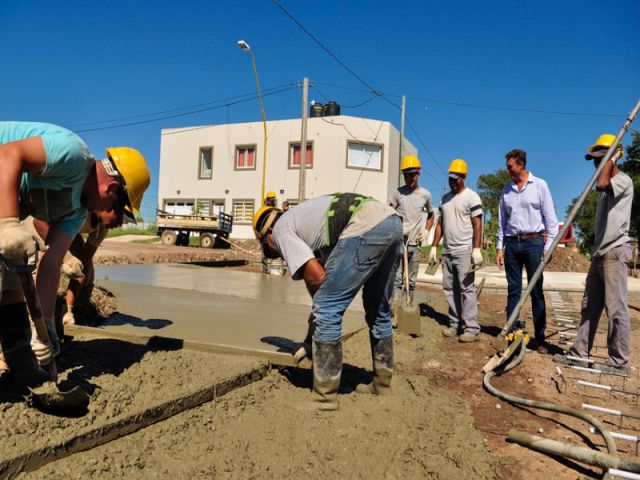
[545,247,590,272]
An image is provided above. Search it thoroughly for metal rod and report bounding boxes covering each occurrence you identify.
[583,403,640,421]
[590,427,639,443]
[501,99,640,336]
[608,468,640,479]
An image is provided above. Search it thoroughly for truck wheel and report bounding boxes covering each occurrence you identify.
[177,232,189,247]
[160,230,177,246]
[200,233,214,248]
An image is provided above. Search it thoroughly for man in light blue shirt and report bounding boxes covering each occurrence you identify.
[496,148,558,353]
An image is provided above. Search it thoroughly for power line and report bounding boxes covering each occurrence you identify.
[75,85,298,133]
[316,81,624,119]
[272,0,381,96]
[66,82,300,129]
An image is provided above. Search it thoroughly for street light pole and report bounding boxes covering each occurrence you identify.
[238,40,268,206]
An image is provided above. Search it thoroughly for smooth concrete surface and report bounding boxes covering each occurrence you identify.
[96,263,363,311]
[417,264,640,293]
[94,265,370,353]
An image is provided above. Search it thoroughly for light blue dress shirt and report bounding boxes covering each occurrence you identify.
[496,172,558,250]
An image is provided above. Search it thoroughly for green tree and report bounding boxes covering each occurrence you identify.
[621,130,640,240]
[477,169,510,252]
[566,190,599,254]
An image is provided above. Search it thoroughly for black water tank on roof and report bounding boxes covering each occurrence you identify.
[310,102,324,117]
[324,101,340,117]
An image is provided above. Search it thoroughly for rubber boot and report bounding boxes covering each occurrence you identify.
[356,334,393,395]
[0,303,51,390]
[310,338,342,411]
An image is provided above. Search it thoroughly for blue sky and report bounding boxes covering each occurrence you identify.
[2,0,638,221]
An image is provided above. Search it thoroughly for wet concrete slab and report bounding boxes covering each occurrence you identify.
[95,263,364,311]
[94,265,365,353]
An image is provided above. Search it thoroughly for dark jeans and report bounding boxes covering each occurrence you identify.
[504,236,546,343]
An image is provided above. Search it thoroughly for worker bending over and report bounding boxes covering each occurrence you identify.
[253,193,402,411]
[430,159,484,342]
[0,121,149,389]
[555,135,634,375]
[391,155,434,305]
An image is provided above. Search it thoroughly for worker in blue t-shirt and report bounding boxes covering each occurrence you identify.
[0,121,150,390]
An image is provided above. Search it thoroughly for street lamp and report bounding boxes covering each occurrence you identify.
[237,39,268,206]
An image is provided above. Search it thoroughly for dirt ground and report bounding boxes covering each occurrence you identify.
[3,240,639,478]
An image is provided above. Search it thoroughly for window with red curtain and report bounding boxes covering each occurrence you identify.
[236,146,256,169]
[290,143,313,168]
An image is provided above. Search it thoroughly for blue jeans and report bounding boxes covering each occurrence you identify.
[312,215,403,343]
[504,236,546,343]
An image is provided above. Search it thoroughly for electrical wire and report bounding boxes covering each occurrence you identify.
[75,85,298,133]
[66,82,299,129]
[316,81,624,119]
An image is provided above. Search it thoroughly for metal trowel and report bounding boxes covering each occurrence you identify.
[0,252,90,416]
[424,258,441,276]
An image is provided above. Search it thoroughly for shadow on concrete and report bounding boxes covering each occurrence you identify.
[190,260,248,268]
[103,313,172,330]
[278,363,371,394]
[260,336,299,354]
[419,303,449,326]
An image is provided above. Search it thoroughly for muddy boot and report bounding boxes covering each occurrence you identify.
[0,303,50,390]
[357,334,393,395]
[310,338,342,411]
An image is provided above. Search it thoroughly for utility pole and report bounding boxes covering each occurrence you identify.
[398,95,406,187]
[298,77,309,203]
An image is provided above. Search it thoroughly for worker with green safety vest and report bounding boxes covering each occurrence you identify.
[253,193,402,411]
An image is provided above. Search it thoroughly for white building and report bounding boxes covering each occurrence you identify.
[158,114,417,239]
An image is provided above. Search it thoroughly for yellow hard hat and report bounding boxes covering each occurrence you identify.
[253,206,280,239]
[106,147,151,221]
[400,155,421,172]
[588,134,623,153]
[266,191,276,199]
[448,159,468,175]
[586,134,623,160]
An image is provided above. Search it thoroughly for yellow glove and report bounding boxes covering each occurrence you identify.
[62,252,84,279]
[0,217,37,260]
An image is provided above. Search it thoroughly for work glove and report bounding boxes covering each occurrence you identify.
[472,248,483,266]
[610,148,623,163]
[62,252,84,279]
[30,338,53,366]
[402,225,411,238]
[0,217,37,260]
[419,228,430,247]
[30,317,60,366]
[62,310,76,326]
[428,248,437,262]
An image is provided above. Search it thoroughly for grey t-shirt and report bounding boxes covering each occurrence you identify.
[391,185,434,245]
[592,171,633,257]
[439,188,483,253]
[272,195,394,280]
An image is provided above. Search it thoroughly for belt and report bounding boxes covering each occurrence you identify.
[505,231,545,242]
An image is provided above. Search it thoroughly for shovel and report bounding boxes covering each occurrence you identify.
[396,243,420,336]
[0,253,90,416]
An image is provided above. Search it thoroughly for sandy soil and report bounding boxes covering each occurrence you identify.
[0,335,262,469]
[23,310,498,480]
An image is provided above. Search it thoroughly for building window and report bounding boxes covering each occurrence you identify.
[235,145,257,170]
[163,200,195,216]
[199,147,213,179]
[289,142,313,169]
[195,199,225,217]
[346,141,383,171]
[232,199,254,224]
